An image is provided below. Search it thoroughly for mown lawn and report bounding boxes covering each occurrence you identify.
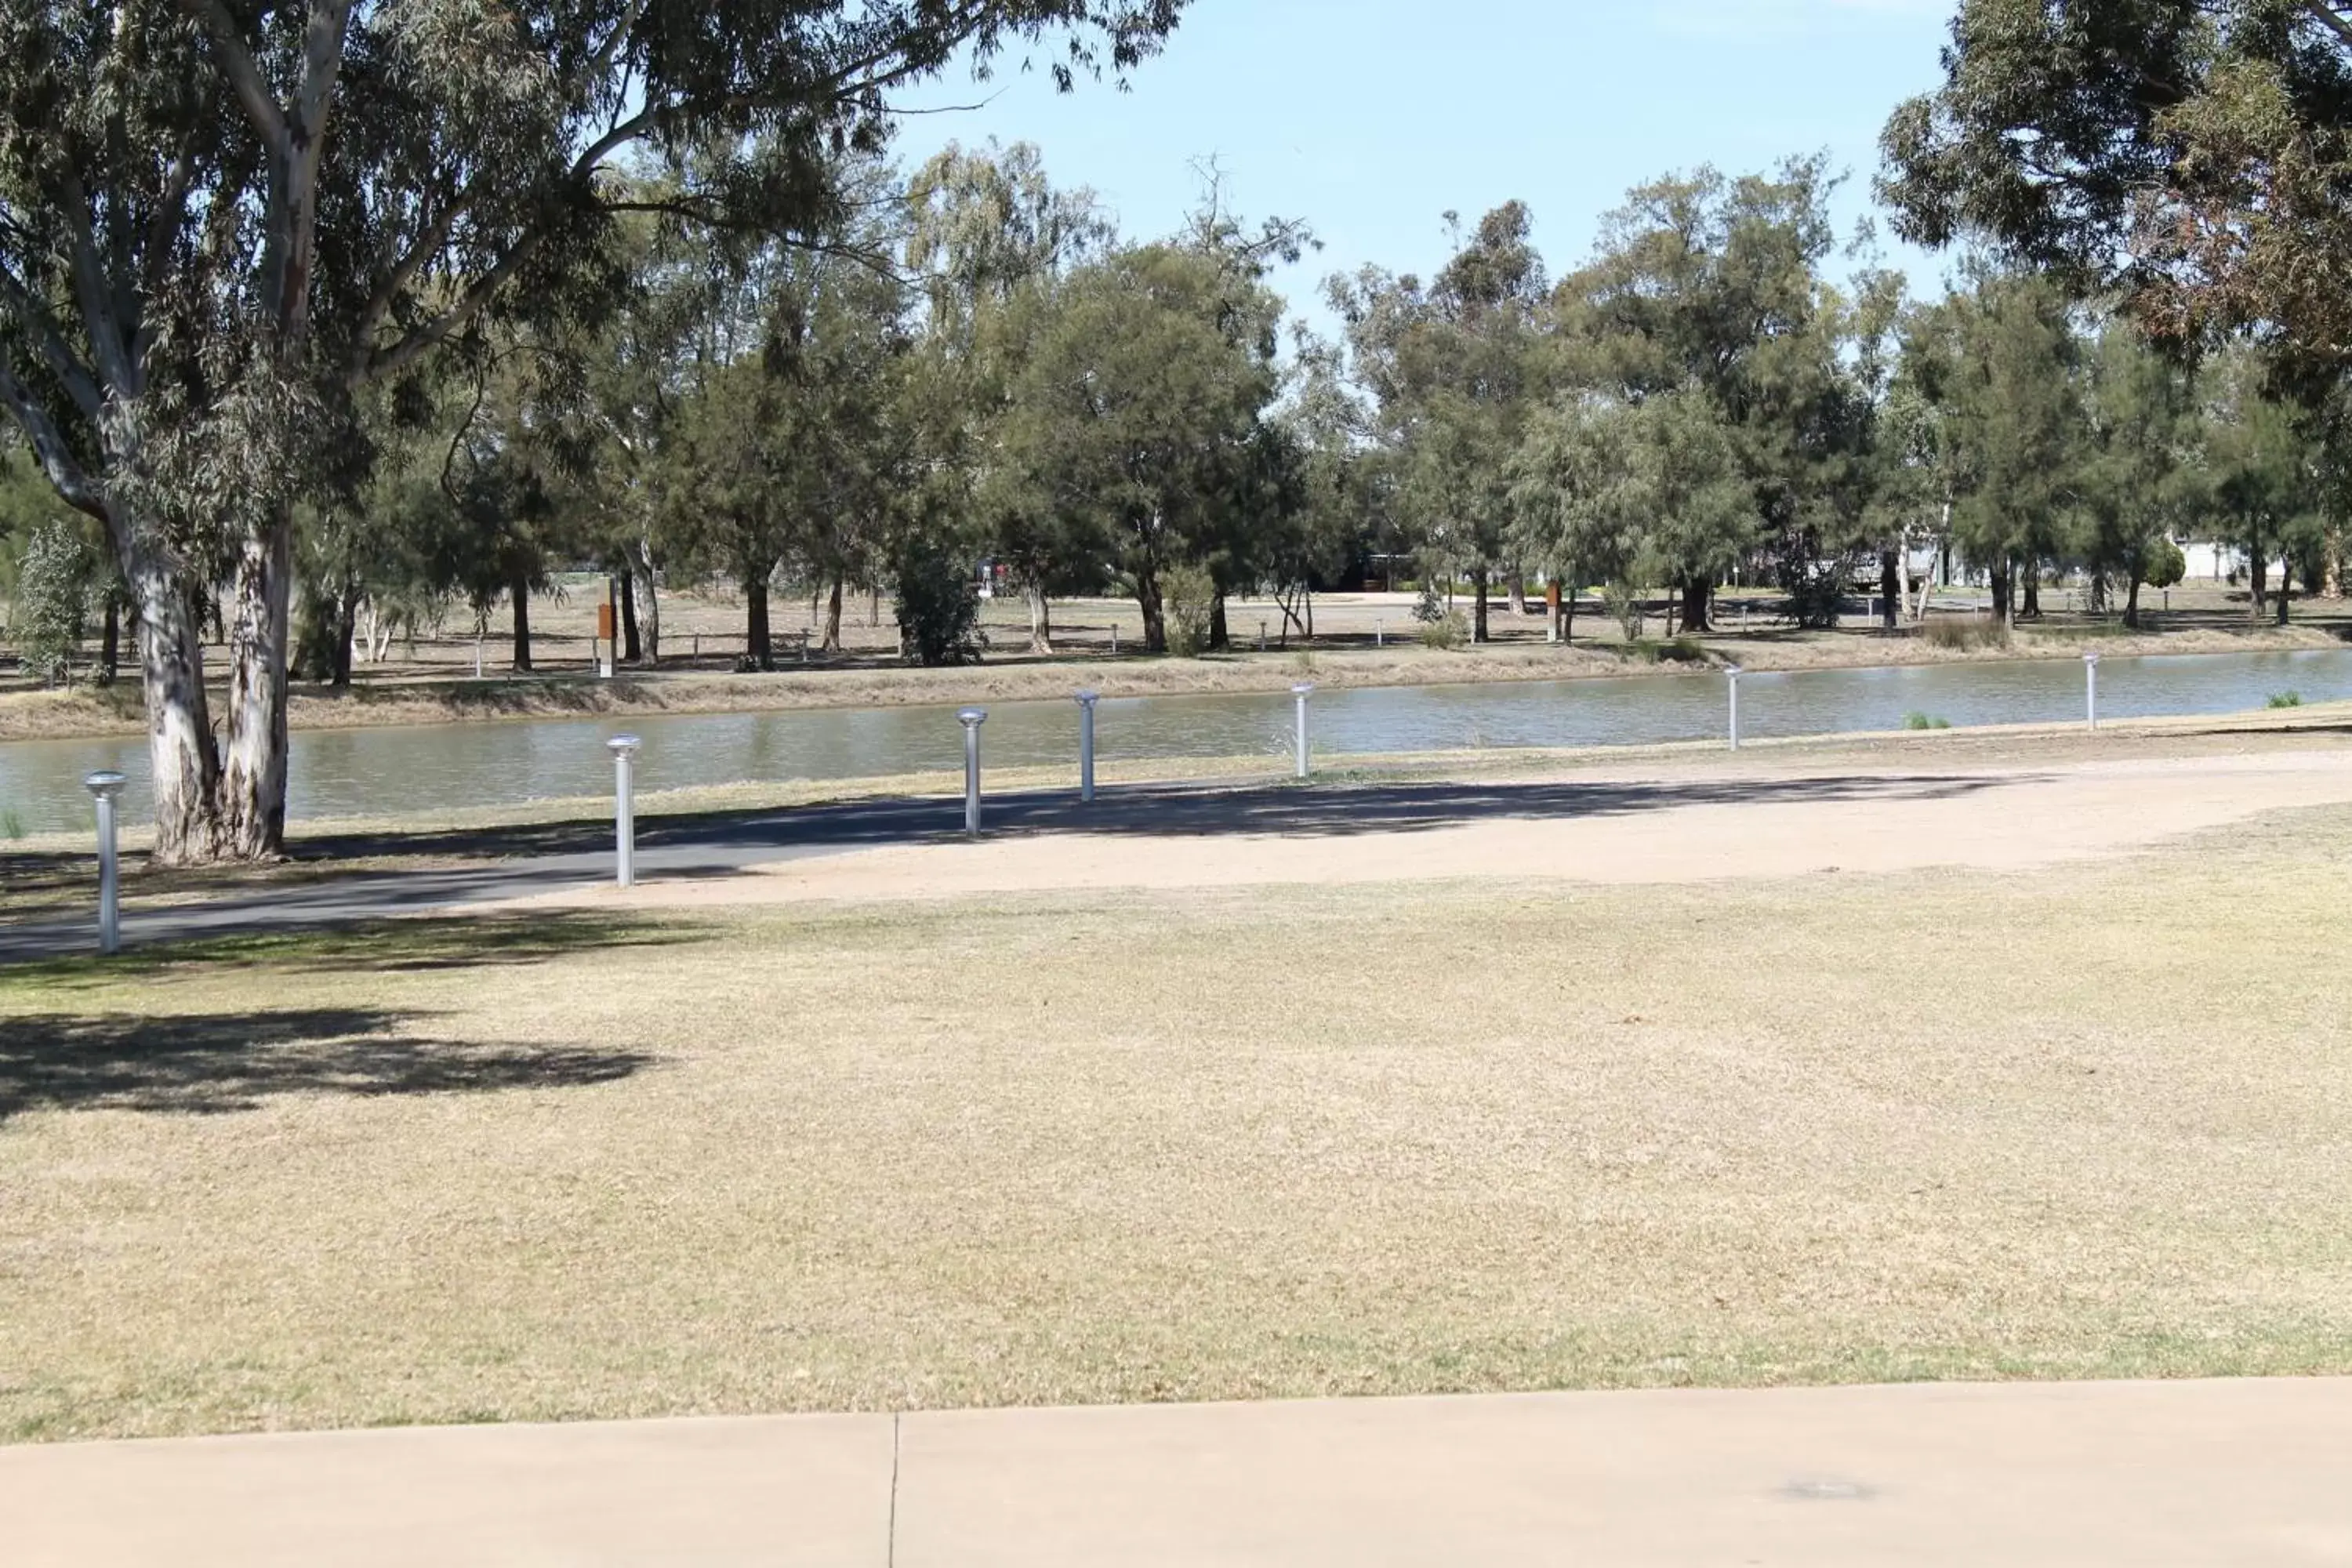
[4,803,2350,1440]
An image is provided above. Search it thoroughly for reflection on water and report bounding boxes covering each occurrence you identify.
[3,647,2347,837]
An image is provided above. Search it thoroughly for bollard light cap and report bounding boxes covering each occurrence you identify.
[607,735,642,755]
[1725,664,1744,677]
[1291,682,1316,695]
[2083,649,2101,665]
[1074,689,1099,705]
[83,770,128,798]
[957,706,987,725]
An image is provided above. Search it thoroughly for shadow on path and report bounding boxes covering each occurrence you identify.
[0,771,2031,963]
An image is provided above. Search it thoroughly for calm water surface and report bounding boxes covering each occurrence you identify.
[2,648,2345,837]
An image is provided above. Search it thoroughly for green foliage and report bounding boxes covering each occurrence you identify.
[11,517,96,687]
[1417,611,1469,649]
[1162,563,1217,657]
[1624,636,1706,665]
[1,808,23,840]
[891,539,986,667]
[2269,691,2304,710]
[2143,536,2187,592]
[1602,580,1645,640]
[1904,711,1953,730]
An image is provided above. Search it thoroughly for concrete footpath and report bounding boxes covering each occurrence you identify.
[5,1379,2350,1565]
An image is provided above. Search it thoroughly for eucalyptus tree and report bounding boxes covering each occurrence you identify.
[1903,268,2083,621]
[1551,159,1851,630]
[1332,203,1545,641]
[1004,241,1287,653]
[2206,348,2326,623]
[2069,325,2201,626]
[0,0,1186,864]
[1882,1,2352,387]
[905,140,1112,652]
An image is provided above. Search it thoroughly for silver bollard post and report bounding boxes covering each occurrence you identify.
[959,707,987,835]
[1726,665,1744,752]
[607,735,641,887]
[84,771,126,956]
[1075,691,1099,804]
[1375,615,1385,648]
[1292,682,1315,779]
[2084,650,2100,731]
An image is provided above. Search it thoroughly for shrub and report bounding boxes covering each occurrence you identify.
[1418,610,1469,649]
[1602,580,1643,640]
[1159,564,1217,656]
[2269,691,2304,709]
[1921,614,2010,652]
[2143,537,2187,592]
[12,518,96,687]
[1410,581,1447,624]
[891,537,986,666]
[1,808,23,840]
[1904,711,1953,731]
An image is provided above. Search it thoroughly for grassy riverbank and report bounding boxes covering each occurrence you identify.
[5,782,2352,1439]
[4,585,2345,744]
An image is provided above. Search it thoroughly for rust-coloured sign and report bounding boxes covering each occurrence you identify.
[597,603,615,641]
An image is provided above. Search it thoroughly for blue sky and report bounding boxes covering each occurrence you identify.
[893,0,1962,335]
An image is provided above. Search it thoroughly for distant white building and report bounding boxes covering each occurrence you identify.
[2180,541,2285,583]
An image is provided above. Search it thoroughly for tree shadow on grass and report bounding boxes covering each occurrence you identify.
[3,910,702,990]
[0,1005,656,1121]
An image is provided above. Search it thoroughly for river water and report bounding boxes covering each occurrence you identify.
[2,647,2346,837]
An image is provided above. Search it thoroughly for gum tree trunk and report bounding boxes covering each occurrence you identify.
[619,569,641,662]
[129,551,226,867]
[219,517,294,859]
[630,538,660,666]
[510,570,533,671]
[822,573,844,653]
[1471,564,1490,643]
[1680,576,1712,633]
[746,573,772,670]
[1135,567,1167,654]
[1880,550,1900,628]
[1026,583,1053,654]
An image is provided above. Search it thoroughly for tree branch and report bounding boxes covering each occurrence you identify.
[2303,2,2352,49]
[180,0,291,154]
[56,170,136,399]
[0,260,105,421]
[0,350,107,522]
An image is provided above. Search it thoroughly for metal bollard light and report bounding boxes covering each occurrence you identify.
[1075,691,1099,804]
[84,771,126,956]
[2084,650,2100,731]
[608,735,641,887]
[958,707,987,835]
[1292,682,1316,779]
[1726,665,1744,752]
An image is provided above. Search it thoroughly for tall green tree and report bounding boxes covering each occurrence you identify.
[0,0,1185,863]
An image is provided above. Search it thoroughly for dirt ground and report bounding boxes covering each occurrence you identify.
[524,744,2352,909]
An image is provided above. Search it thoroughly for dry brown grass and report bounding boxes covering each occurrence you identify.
[5,803,2352,1443]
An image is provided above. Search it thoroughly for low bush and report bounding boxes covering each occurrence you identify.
[1163,564,1217,657]
[2269,691,2304,709]
[1418,610,1470,649]
[1921,615,2010,652]
[1904,711,1953,731]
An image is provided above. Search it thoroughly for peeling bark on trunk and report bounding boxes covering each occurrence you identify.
[2125,574,2143,630]
[2020,564,2041,620]
[332,584,359,687]
[130,554,224,867]
[1506,570,1526,615]
[822,575,844,653]
[1025,583,1053,654]
[99,597,120,687]
[218,521,294,859]
[1136,568,1167,654]
[630,539,660,666]
[510,570,533,672]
